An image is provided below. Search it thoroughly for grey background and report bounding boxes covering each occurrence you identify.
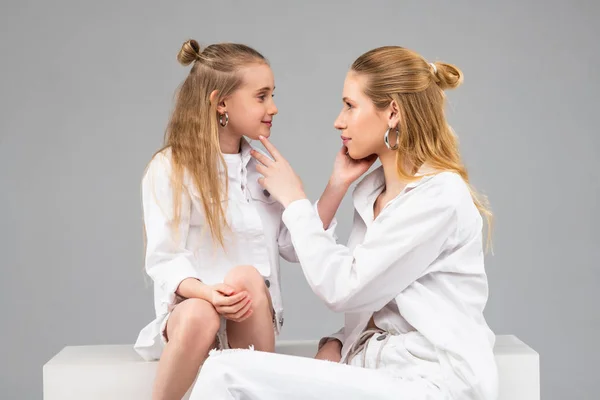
[1,0,598,399]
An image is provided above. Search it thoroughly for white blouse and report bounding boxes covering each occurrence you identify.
[134,138,336,361]
[281,167,498,399]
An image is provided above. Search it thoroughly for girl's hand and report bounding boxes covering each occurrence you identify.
[209,284,253,322]
[251,136,307,208]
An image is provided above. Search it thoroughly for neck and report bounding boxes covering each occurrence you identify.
[378,150,412,197]
[219,131,242,154]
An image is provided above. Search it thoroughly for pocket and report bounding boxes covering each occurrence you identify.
[187,184,244,234]
[188,196,230,228]
[248,183,277,205]
[402,331,439,364]
[186,181,228,204]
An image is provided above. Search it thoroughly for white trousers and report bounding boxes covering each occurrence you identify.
[189,349,448,400]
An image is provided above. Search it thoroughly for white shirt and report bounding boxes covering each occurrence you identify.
[134,138,336,361]
[281,167,498,399]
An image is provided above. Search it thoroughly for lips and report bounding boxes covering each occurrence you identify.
[341,135,351,144]
[262,120,272,127]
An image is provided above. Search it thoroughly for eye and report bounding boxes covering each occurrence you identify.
[346,102,353,109]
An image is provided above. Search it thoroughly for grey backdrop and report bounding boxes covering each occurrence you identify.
[1,1,598,399]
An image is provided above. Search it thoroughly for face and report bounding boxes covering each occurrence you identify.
[334,71,399,159]
[220,63,278,140]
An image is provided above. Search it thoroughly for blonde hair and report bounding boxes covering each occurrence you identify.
[151,39,268,248]
[352,46,493,250]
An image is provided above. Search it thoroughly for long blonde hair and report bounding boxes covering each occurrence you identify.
[152,39,268,248]
[352,46,493,250]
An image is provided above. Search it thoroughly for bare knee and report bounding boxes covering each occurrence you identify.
[225,265,270,306]
[225,265,265,292]
[167,298,220,345]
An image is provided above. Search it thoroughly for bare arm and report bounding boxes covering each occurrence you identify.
[316,179,351,230]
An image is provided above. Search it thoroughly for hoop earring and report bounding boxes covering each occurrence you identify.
[384,126,399,150]
[219,112,229,127]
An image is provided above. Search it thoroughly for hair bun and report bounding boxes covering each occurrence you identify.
[432,62,463,90]
[177,39,202,66]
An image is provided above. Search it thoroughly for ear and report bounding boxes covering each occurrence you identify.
[210,90,227,114]
[387,100,401,129]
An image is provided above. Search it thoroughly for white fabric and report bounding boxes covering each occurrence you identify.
[190,349,448,400]
[134,138,337,361]
[277,168,498,399]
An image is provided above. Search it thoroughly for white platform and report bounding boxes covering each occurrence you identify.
[43,335,539,399]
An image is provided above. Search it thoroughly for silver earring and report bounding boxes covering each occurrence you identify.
[384,127,399,150]
[219,112,229,127]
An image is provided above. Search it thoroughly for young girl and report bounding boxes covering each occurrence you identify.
[190,46,498,399]
[134,39,335,400]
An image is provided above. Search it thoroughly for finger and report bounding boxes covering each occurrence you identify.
[220,291,248,306]
[224,298,253,321]
[236,308,254,322]
[258,135,283,161]
[250,149,274,167]
[218,297,251,315]
[215,291,247,307]
[214,283,235,296]
[338,145,351,157]
[257,177,266,188]
[255,163,268,176]
[230,304,254,322]
[232,300,254,321]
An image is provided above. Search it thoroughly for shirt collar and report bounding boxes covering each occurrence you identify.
[220,137,254,174]
[352,163,438,222]
[240,137,253,167]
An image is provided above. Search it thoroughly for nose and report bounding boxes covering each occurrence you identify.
[269,98,278,116]
[334,110,346,130]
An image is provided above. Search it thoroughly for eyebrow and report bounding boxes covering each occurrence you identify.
[343,97,354,103]
[256,86,275,93]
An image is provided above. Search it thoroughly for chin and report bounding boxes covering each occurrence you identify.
[347,148,365,160]
[248,127,271,140]
[261,129,271,138]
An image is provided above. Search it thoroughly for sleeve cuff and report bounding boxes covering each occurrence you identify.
[282,198,315,230]
[282,198,338,240]
[160,258,202,310]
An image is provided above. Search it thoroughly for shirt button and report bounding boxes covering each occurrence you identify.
[263,189,270,197]
[376,334,387,341]
[265,279,271,288]
[279,316,284,327]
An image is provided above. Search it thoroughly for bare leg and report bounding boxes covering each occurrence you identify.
[152,298,220,400]
[224,265,275,352]
[315,339,342,362]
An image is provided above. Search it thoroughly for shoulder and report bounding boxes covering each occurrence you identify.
[423,171,472,204]
[148,148,173,170]
[143,148,176,187]
[417,172,482,230]
[388,171,473,218]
